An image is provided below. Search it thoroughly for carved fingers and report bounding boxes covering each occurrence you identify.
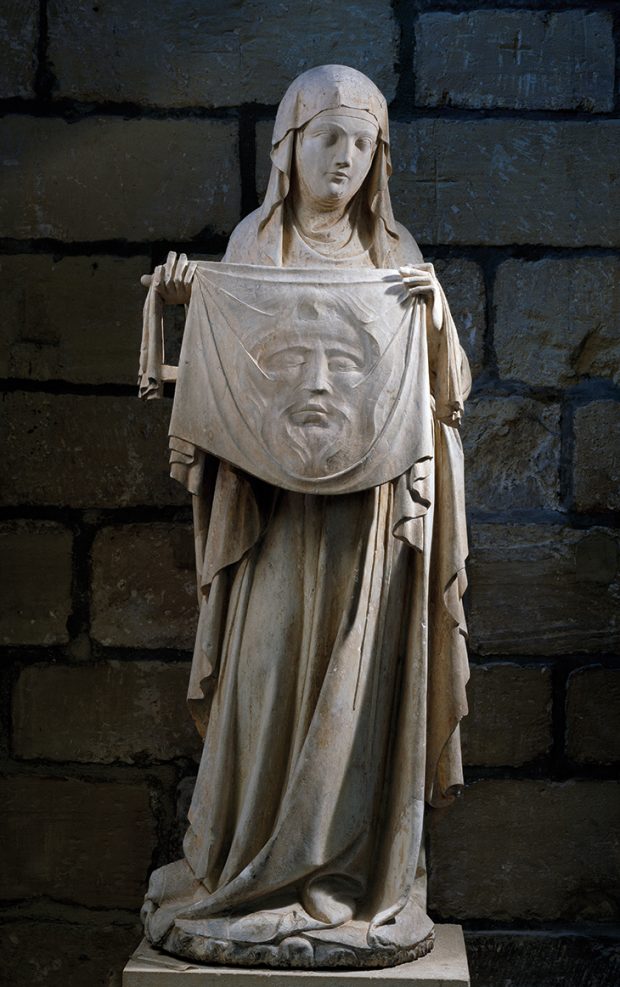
[153,251,197,305]
[399,264,443,331]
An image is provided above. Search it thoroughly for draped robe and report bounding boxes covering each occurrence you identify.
[139,223,471,966]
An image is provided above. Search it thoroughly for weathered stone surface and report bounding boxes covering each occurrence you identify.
[462,397,561,512]
[48,0,398,107]
[574,401,620,513]
[0,1,38,98]
[415,10,614,111]
[389,120,620,247]
[429,779,620,920]
[0,255,149,385]
[0,116,239,240]
[2,920,141,987]
[566,667,620,765]
[0,521,72,645]
[462,664,552,766]
[494,257,620,388]
[0,393,186,508]
[432,258,485,380]
[466,932,620,987]
[13,661,201,763]
[91,524,197,649]
[467,524,620,656]
[0,775,156,908]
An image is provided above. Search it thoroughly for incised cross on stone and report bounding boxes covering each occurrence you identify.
[415,155,457,238]
[498,29,533,67]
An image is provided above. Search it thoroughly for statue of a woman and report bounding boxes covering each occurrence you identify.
[138,65,470,970]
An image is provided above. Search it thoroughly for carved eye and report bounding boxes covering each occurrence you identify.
[262,347,307,372]
[355,137,373,152]
[328,353,363,373]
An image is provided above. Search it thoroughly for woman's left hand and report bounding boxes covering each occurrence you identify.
[399,263,443,330]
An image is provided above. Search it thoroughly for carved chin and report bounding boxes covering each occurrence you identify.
[261,416,351,478]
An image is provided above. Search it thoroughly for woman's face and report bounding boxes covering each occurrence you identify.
[294,110,379,208]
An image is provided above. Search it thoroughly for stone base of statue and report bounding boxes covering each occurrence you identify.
[122,925,469,986]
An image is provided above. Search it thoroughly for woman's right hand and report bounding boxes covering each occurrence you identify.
[151,251,197,305]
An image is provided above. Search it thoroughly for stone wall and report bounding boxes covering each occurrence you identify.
[1,3,619,985]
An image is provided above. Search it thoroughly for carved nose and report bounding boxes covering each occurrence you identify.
[335,137,354,167]
[307,355,331,392]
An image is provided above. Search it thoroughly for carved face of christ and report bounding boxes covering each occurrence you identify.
[252,304,380,477]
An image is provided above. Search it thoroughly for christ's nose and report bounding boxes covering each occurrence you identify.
[306,353,331,393]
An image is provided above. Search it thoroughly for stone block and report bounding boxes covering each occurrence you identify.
[0,116,239,241]
[0,775,156,908]
[2,920,141,987]
[124,926,470,985]
[13,661,201,763]
[388,120,620,247]
[0,255,150,385]
[566,667,620,765]
[415,10,614,111]
[48,0,398,107]
[462,397,561,512]
[0,521,72,645]
[462,664,552,767]
[432,259,485,381]
[466,932,620,987]
[494,257,620,388]
[0,1,38,98]
[91,524,198,649]
[467,524,620,656]
[429,779,620,920]
[573,401,620,513]
[0,392,186,508]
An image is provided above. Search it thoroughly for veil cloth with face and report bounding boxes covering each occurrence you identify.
[140,65,471,970]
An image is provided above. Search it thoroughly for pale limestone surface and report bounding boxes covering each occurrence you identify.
[137,66,470,971]
[123,926,469,985]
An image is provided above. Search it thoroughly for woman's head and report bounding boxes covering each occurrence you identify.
[257,65,399,265]
[294,109,379,208]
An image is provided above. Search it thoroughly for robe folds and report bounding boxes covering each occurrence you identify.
[139,257,471,960]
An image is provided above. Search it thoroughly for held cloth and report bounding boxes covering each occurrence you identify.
[166,262,435,496]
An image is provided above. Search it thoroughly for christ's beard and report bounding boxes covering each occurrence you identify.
[261,404,353,478]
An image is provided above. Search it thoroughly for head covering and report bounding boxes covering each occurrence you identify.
[257,65,400,266]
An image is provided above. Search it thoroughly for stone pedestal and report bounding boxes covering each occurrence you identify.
[122,925,469,987]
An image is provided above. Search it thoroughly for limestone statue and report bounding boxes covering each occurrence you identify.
[137,64,470,971]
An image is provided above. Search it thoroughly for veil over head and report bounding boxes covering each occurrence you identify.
[257,64,400,266]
